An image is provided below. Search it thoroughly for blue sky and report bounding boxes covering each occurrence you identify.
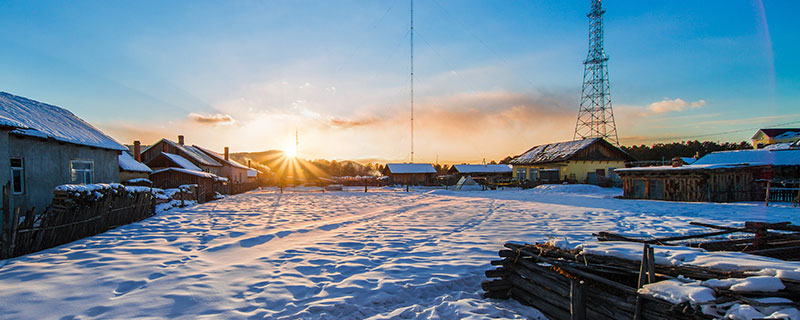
[0,0,797,162]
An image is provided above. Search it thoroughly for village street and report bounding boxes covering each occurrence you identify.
[0,186,798,319]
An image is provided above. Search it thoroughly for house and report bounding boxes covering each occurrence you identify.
[381,163,437,185]
[615,148,800,202]
[447,164,513,178]
[509,138,635,183]
[0,92,127,213]
[752,128,800,149]
[140,135,222,175]
[193,146,251,184]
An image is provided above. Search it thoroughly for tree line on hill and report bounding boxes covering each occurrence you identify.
[620,140,752,161]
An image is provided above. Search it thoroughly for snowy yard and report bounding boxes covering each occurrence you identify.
[0,185,798,319]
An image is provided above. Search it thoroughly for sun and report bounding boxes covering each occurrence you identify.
[284,146,297,158]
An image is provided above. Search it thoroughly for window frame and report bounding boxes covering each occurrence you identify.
[11,157,24,195]
[70,160,95,184]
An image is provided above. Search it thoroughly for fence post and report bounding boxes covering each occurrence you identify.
[0,183,8,259]
[765,181,771,207]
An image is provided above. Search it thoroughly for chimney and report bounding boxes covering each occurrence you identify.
[671,157,684,168]
[224,147,229,161]
[248,160,251,168]
[133,141,141,162]
[178,135,185,145]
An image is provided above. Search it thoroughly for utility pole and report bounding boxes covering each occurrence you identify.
[409,0,415,163]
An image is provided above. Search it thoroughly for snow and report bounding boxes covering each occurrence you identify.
[1,184,799,319]
[638,279,715,304]
[143,139,222,167]
[693,149,800,167]
[775,131,800,140]
[384,163,437,174]
[0,92,127,151]
[152,167,228,182]
[124,178,153,184]
[451,164,512,174]
[510,138,599,164]
[118,152,152,173]
[160,152,203,171]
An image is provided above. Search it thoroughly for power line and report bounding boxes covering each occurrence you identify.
[640,119,800,143]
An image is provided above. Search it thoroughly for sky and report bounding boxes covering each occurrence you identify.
[0,0,798,163]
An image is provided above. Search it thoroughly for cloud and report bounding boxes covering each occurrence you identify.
[646,98,706,114]
[329,116,380,128]
[188,113,236,125]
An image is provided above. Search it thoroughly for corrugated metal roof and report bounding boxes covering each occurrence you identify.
[385,163,437,174]
[0,92,127,151]
[143,139,222,167]
[451,164,512,173]
[510,138,599,165]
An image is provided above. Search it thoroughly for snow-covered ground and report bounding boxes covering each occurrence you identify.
[0,185,798,319]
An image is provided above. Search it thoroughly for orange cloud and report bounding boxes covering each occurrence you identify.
[188,113,236,125]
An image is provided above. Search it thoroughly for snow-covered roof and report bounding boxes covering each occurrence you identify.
[451,164,512,174]
[511,138,630,165]
[616,149,800,174]
[118,152,152,173]
[693,149,800,167]
[143,139,222,167]
[151,167,228,181]
[161,152,203,171]
[384,163,437,174]
[0,92,127,151]
[680,157,697,165]
[192,145,250,169]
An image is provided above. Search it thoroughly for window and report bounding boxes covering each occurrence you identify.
[11,158,24,194]
[516,168,527,181]
[70,160,94,184]
[529,169,539,181]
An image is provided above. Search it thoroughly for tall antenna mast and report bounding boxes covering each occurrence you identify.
[410,0,415,163]
[574,0,620,146]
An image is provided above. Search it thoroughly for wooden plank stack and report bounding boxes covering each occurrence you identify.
[483,242,800,320]
[596,221,800,261]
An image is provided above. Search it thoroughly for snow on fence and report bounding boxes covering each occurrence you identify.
[484,242,800,319]
[0,183,155,259]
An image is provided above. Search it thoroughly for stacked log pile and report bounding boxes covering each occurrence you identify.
[483,242,800,320]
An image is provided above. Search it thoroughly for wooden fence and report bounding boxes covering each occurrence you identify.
[1,184,155,259]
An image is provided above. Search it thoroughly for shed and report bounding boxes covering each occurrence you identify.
[616,149,800,202]
[447,164,512,177]
[0,92,127,214]
[149,168,227,203]
[118,151,152,182]
[381,163,437,186]
[510,138,634,183]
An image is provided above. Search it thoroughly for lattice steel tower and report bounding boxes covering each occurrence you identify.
[574,0,619,146]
